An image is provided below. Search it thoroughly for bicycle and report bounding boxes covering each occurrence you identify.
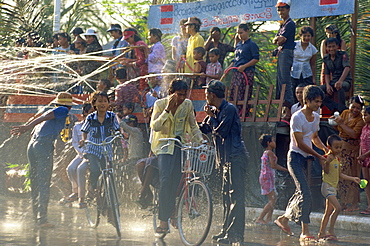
[83,131,123,238]
[152,137,215,246]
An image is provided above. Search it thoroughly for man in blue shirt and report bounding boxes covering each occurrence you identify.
[274,0,296,120]
[200,80,248,244]
[11,92,76,228]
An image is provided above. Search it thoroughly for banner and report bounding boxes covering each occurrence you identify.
[148,0,355,33]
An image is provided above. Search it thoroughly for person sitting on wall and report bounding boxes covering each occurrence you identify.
[320,37,351,113]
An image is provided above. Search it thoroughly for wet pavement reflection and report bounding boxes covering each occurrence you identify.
[1,195,370,246]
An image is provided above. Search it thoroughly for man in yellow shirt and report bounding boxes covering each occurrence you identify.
[150,78,203,237]
[184,17,204,73]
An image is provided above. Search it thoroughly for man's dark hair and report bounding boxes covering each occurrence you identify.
[149,28,162,41]
[208,48,220,56]
[210,27,221,33]
[191,17,202,32]
[238,23,249,31]
[58,32,71,42]
[303,85,324,105]
[168,79,188,95]
[325,37,340,46]
[123,102,135,111]
[296,83,307,88]
[100,79,111,90]
[82,102,92,114]
[194,46,206,56]
[259,134,273,148]
[299,26,314,37]
[327,134,342,147]
[115,68,127,80]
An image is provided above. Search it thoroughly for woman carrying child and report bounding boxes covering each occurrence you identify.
[256,134,288,225]
[79,91,120,203]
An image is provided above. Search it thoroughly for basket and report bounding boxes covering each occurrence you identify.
[180,144,216,175]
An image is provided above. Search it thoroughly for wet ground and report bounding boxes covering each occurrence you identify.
[1,195,370,246]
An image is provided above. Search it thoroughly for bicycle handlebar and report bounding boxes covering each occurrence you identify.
[159,137,209,150]
[84,131,123,147]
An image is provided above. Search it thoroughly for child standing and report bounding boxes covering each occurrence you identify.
[358,106,370,215]
[147,28,166,75]
[204,48,223,84]
[80,91,120,194]
[193,46,207,88]
[318,134,360,240]
[256,134,288,225]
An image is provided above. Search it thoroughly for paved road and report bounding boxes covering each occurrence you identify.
[1,196,370,246]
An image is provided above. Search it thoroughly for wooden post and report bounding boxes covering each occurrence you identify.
[349,0,358,97]
[309,17,317,84]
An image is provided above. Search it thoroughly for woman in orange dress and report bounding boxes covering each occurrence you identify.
[334,95,365,211]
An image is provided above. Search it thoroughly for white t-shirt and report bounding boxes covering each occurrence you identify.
[289,109,320,157]
[291,40,318,79]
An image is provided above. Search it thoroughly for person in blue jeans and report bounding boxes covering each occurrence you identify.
[11,92,76,228]
[274,85,327,241]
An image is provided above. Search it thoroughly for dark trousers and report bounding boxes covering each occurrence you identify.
[276,49,294,108]
[27,136,55,224]
[284,151,312,224]
[221,154,246,242]
[320,80,351,112]
[158,146,182,222]
[85,154,106,189]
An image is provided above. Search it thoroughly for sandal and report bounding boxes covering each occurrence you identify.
[155,226,169,238]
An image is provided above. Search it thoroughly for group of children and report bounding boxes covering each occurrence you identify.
[256,85,370,241]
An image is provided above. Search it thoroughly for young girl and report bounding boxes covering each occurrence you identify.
[256,134,288,225]
[318,134,360,241]
[80,91,120,197]
[204,48,223,84]
[358,106,370,215]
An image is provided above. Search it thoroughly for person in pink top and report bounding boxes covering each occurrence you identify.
[256,134,288,225]
[120,28,149,92]
[358,106,370,215]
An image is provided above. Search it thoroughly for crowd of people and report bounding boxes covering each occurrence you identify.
[9,0,370,244]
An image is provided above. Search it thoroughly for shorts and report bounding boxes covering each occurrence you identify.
[321,181,337,199]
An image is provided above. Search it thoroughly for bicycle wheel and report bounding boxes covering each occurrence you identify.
[177,180,212,246]
[107,172,121,238]
[85,178,103,228]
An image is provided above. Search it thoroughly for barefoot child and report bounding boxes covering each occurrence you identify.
[358,106,370,215]
[318,134,360,240]
[256,134,288,225]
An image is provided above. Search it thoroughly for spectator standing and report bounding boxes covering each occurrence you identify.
[200,80,248,244]
[358,106,370,215]
[121,28,149,91]
[10,92,76,228]
[274,85,327,241]
[113,68,140,111]
[184,17,204,73]
[171,19,189,68]
[54,32,71,54]
[320,38,351,113]
[70,27,84,54]
[120,114,145,163]
[193,46,207,88]
[291,26,317,95]
[229,23,259,115]
[81,29,103,81]
[107,24,128,57]
[204,27,235,67]
[273,0,296,120]
[147,28,166,75]
[150,79,203,237]
[334,96,365,212]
